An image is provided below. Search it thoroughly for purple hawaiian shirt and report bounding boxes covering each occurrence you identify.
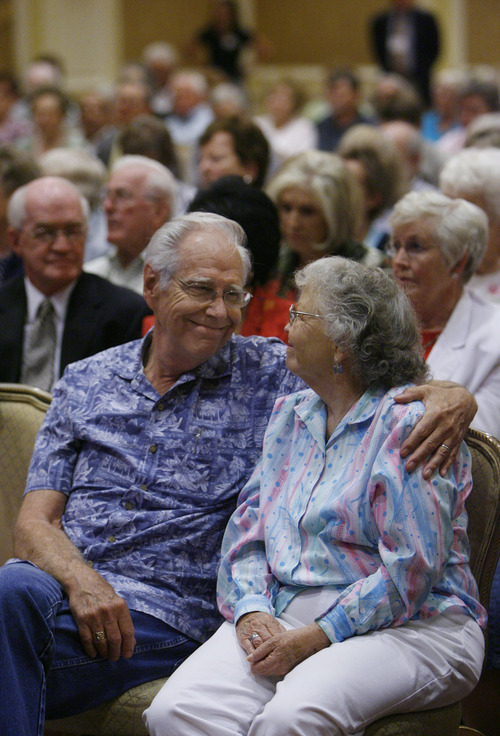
[25,333,303,642]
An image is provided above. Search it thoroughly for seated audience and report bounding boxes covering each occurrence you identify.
[17,85,87,160]
[38,147,109,262]
[440,147,500,302]
[381,119,436,192]
[85,155,175,294]
[390,189,500,437]
[78,87,113,150]
[0,209,477,731]
[338,123,407,250]
[0,70,32,145]
[210,82,249,120]
[421,68,464,142]
[145,256,484,736]
[0,176,151,391]
[0,147,40,284]
[198,116,270,189]
[316,69,374,152]
[464,112,500,149]
[438,76,500,156]
[141,41,179,119]
[371,72,423,127]
[254,79,318,165]
[165,70,214,184]
[95,79,152,167]
[246,150,382,341]
[117,114,195,214]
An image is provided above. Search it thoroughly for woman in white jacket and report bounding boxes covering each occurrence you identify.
[389,189,500,440]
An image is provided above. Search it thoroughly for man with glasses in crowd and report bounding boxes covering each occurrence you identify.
[0,175,151,390]
[0,211,477,731]
[85,154,176,294]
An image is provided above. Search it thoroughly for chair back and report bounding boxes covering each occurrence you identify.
[465,428,500,610]
[0,383,51,564]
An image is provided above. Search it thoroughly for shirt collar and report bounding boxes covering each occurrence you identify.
[24,276,77,323]
[294,385,386,447]
[113,331,236,387]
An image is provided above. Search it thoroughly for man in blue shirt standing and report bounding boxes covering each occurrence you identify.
[0,212,475,733]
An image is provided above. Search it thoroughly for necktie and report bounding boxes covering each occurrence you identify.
[21,298,56,391]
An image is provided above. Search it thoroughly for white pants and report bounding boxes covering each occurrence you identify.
[144,610,484,736]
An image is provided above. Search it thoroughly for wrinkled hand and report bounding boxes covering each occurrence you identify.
[236,611,285,656]
[395,382,477,479]
[246,623,330,677]
[68,574,136,661]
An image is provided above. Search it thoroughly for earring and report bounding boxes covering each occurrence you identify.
[333,363,343,374]
[243,174,253,184]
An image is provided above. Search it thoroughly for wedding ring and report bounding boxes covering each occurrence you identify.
[249,632,260,642]
[94,630,106,642]
[441,444,450,451]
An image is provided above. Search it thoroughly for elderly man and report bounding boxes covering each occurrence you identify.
[166,70,214,183]
[85,155,176,294]
[0,212,475,732]
[0,176,151,390]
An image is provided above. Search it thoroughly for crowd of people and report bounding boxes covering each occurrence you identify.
[0,1,499,734]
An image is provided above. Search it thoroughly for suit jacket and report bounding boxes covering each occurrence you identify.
[370,9,440,103]
[0,272,152,384]
[427,288,500,439]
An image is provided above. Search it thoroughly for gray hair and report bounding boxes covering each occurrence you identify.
[38,148,106,210]
[390,189,488,283]
[110,154,177,212]
[295,256,428,390]
[440,147,500,223]
[171,70,208,97]
[7,176,89,229]
[145,211,252,290]
[142,42,179,68]
[266,150,363,251]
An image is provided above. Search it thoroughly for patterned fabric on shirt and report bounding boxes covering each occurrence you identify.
[217,386,486,642]
[25,333,303,643]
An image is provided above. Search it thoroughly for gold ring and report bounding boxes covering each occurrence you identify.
[94,630,106,642]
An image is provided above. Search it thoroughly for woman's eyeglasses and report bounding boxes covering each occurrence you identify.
[288,304,325,325]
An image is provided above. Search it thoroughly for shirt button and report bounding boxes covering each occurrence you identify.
[107,535,116,543]
[157,402,165,411]
[140,484,148,491]
[149,444,157,454]
[125,501,134,510]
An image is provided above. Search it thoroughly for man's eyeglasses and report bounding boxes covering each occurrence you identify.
[174,277,252,308]
[29,224,86,244]
[288,304,325,325]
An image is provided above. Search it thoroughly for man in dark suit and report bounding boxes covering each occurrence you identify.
[370,0,440,106]
[0,176,151,389]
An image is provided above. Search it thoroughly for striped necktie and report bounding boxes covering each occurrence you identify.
[21,298,56,391]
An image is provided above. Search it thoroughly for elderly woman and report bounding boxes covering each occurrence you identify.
[198,116,270,189]
[440,147,500,302]
[144,256,485,736]
[242,149,382,340]
[254,79,318,165]
[390,189,500,439]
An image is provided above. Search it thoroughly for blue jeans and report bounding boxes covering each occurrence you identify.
[0,560,199,736]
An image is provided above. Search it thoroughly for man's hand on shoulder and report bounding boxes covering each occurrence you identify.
[395,381,477,479]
